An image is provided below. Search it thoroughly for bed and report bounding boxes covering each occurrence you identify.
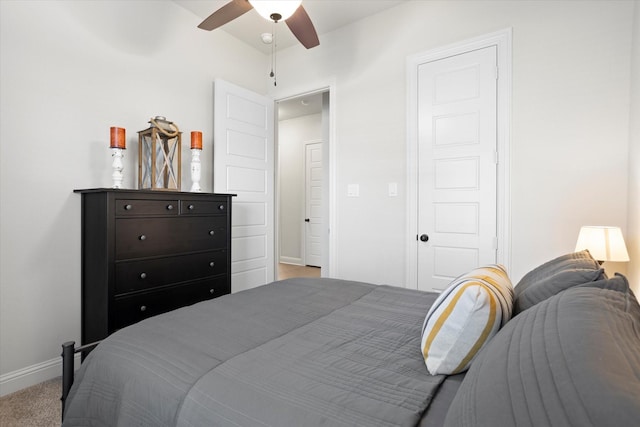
[61,251,640,426]
[62,278,455,426]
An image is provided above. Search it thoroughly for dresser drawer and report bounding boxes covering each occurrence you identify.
[115,217,227,259]
[115,199,179,217]
[115,250,228,294]
[112,277,228,330]
[180,200,228,215]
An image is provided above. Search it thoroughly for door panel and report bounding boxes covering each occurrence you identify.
[226,129,266,159]
[433,247,478,277]
[214,79,274,292]
[434,203,478,234]
[417,46,498,292]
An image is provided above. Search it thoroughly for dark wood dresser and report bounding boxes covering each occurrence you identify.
[74,188,233,346]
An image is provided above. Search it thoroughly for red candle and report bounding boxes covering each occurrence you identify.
[191,131,202,150]
[110,127,126,149]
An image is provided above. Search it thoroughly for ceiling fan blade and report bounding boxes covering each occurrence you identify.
[198,0,253,31]
[285,5,319,49]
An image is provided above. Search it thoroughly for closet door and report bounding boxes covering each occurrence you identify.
[416,46,498,292]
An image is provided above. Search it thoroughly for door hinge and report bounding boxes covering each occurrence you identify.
[493,150,499,165]
[494,66,499,80]
[493,237,498,250]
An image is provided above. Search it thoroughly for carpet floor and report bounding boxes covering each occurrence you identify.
[0,377,61,426]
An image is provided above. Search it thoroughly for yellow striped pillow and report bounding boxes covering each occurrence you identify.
[421,264,514,375]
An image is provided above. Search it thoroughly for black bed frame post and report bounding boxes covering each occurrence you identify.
[61,341,75,421]
[60,340,102,421]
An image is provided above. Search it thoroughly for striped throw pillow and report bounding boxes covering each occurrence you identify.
[421,265,514,375]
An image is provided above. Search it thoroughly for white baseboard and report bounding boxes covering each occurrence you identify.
[0,354,81,397]
[279,257,303,265]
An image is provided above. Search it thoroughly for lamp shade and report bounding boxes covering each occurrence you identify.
[249,0,301,21]
[575,226,630,262]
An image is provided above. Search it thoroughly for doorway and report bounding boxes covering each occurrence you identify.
[213,80,333,289]
[276,91,329,279]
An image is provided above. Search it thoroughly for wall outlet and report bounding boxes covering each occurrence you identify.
[347,184,360,197]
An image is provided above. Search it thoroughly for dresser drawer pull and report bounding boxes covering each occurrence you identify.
[209,261,215,268]
[209,289,215,295]
[218,204,225,210]
[209,230,215,236]
[124,204,133,211]
[188,204,195,210]
[140,305,147,312]
[139,235,147,241]
[139,272,147,279]
[166,204,174,210]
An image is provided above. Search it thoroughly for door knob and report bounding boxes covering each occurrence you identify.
[419,234,429,242]
[304,218,310,222]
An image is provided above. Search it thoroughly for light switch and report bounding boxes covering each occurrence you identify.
[388,182,398,197]
[347,184,359,197]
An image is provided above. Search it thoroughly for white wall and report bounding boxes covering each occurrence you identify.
[0,0,266,395]
[271,0,637,287]
[628,1,640,296]
[278,114,323,265]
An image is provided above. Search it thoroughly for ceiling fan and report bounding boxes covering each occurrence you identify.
[198,0,320,49]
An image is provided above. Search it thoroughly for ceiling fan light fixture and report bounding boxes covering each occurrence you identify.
[249,0,302,22]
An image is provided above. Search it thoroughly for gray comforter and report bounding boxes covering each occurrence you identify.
[63,278,444,426]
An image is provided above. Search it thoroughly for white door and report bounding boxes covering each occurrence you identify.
[305,141,322,267]
[417,46,498,292]
[213,79,274,292]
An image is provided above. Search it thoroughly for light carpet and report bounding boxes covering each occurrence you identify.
[0,377,61,427]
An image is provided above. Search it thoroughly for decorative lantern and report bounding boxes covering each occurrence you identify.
[138,116,181,190]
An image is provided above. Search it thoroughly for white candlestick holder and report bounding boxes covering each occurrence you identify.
[190,148,202,192]
[111,147,124,189]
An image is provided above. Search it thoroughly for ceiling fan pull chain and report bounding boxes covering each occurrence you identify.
[271,23,277,86]
[270,22,275,78]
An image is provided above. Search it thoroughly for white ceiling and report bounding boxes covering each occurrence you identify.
[173,0,406,53]
[277,91,324,121]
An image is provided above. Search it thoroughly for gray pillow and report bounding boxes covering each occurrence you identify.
[444,274,640,427]
[514,249,604,313]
